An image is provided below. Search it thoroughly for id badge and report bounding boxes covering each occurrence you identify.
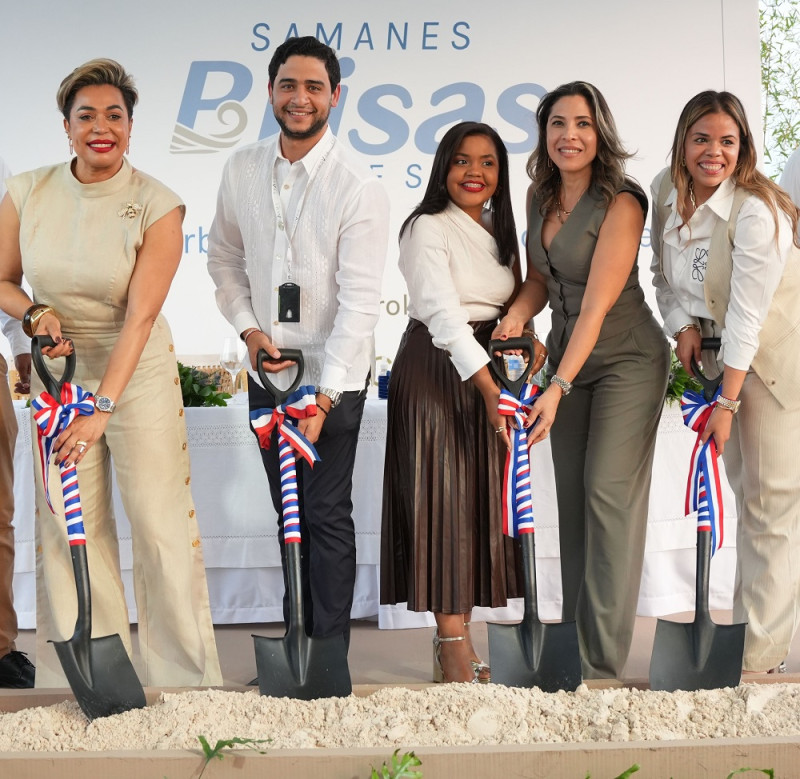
[278,282,301,323]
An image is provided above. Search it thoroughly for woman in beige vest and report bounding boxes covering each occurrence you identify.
[651,90,800,674]
[0,59,221,687]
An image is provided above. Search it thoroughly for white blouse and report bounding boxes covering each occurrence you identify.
[652,171,794,370]
[399,201,515,380]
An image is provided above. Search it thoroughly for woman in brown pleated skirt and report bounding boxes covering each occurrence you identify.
[380,122,546,683]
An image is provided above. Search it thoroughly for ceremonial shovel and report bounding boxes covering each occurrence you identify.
[486,337,582,692]
[649,337,746,691]
[31,336,146,720]
[251,348,352,699]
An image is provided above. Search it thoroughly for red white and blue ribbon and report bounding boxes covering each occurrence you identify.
[497,383,541,537]
[681,388,725,556]
[250,385,321,544]
[31,383,95,546]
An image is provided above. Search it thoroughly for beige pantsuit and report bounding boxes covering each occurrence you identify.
[654,168,800,671]
[724,371,800,670]
[0,355,19,659]
[30,317,221,687]
[8,160,221,688]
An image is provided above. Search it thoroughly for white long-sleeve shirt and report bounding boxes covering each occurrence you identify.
[207,127,390,391]
[651,170,793,370]
[400,202,515,380]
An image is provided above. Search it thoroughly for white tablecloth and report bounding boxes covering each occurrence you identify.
[11,399,738,630]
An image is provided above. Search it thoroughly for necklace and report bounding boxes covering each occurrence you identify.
[555,187,586,223]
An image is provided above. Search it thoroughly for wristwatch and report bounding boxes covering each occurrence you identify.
[317,386,343,408]
[550,375,573,396]
[22,304,55,338]
[715,395,741,414]
[94,395,117,413]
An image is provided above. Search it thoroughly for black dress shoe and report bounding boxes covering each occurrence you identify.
[0,650,35,688]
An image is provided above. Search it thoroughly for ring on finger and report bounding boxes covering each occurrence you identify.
[75,439,88,454]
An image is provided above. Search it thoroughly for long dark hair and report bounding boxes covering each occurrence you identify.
[400,121,518,268]
[527,81,632,215]
[669,90,799,243]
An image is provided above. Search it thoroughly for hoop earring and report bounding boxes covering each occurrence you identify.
[547,157,553,169]
[67,136,73,156]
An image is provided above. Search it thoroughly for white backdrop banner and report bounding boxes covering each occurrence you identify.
[0,1,760,372]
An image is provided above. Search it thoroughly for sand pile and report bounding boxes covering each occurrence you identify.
[1,682,799,752]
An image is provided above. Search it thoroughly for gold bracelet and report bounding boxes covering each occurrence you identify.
[672,323,700,340]
[241,328,261,344]
[22,304,55,338]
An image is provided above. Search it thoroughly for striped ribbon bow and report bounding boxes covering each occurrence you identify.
[250,385,321,544]
[497,383,541,537]
[681,388,725,556]
[31,383,95,546]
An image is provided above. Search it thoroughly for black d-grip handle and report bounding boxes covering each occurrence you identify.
[256,348,304,406]
[31,335,77,398]
[487,336,536,398]
[689,337,723,402]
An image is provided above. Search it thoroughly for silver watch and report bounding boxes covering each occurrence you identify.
[550,375,573,396]
[317,386,343,408]
[95,395,117,413]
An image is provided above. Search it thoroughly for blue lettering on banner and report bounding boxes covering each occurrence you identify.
[184,226,209,255]
[251,23,270,52]
[176,62,253,128]
[172,27,544,157]
[317,22,343,49]
[422,21,440,50]
[405,164,423,189]
[248,20,471,51]
[452,21,470,50]
[170,57,547,156]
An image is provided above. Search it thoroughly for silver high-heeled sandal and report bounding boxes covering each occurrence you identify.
[464,621,491,683]
[432,629,479,684]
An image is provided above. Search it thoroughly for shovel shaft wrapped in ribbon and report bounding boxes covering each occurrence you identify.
[681,388,725,556]
[250,384,321,544]
[31,383,95,546]
[497,384,541,537]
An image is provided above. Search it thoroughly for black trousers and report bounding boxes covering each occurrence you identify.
[248,376,366,644]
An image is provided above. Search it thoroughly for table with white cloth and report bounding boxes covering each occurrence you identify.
[10,398,738,630]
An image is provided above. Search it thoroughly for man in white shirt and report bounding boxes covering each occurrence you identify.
[208,37,389,647]
[0,156,34,687]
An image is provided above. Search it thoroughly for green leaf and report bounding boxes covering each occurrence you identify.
[196,735,271,778]
[176,362,234,408]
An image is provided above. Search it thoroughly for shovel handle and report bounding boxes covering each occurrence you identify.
[487,337,537,397]
[256,348,304,406]
[689,337,722,403]
[32,335,77,397]
[30,337,93,644]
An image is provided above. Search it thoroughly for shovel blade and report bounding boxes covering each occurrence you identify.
[649,617,746,692]
[489,619,582,692]
[52,633,145,721]
[253,631,351,700]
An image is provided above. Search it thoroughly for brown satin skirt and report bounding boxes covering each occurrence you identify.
[380,318,523,613]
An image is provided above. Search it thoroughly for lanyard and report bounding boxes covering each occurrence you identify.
[270,133,336,281]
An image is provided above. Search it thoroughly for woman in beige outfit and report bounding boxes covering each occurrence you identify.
[0,59,221,687]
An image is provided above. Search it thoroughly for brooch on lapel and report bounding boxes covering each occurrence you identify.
[118,202,143,219]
